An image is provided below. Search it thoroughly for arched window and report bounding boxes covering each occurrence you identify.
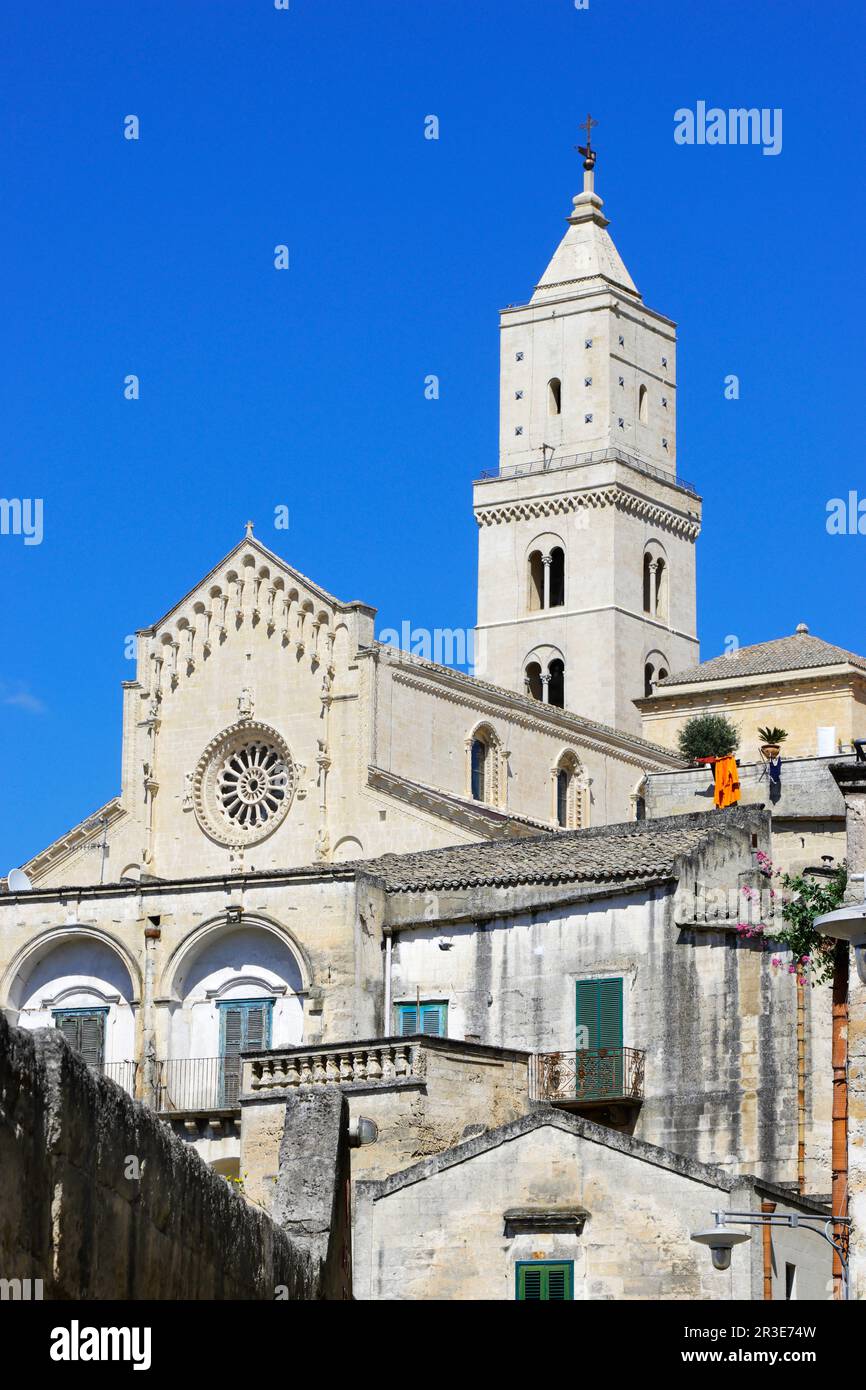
[528,551,545,612]
[548,378,562,416]
[549,547,565,608]
[638,383,648,424]
[643,553,653,614]
[525,661,543,701]
[470,738,487,801]
[654,558,667,620]
[644,662,655,698]
[547,658,565,709]
[556,769,570,827]
[553,752,583,828]
[657,667,668,682]
[467,724,501,805]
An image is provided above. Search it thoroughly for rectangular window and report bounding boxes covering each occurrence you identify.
[217,998,273,1106]
[575,978,623,1098]
[53,1008,108,1070]
[575,978,623,1051]
[785,1263,797,1300]
[516,1261,573,1301]
[396,1000,447,1037]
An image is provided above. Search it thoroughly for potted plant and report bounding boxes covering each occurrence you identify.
[757,725,788,759]
[676,713,739,764]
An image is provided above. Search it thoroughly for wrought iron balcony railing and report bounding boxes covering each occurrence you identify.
[101,1060,138,1097]
[154,1056,243,1112]
[529,1047,645,1106]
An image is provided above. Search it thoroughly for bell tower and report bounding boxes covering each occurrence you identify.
[473,126,701,736]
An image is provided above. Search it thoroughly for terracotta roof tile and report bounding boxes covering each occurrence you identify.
[656,630,866,689]
[351,805,761,894]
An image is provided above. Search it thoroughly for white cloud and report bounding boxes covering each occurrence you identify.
[0,683,46,714]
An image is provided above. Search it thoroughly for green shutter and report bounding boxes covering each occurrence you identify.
[54,1009,106,1070]
[78,1013,105,1069]
[55,1013,81,1050]
[516,1262,573,1301]
[575,978,622,1051]
[596,978,622,1050]
[547,1267,568,1300]
[398,1005,417,1036]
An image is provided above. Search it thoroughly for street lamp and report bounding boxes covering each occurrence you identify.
[690,1209,851,1298]
[814,872,866,985]
[690,1213,750,1270]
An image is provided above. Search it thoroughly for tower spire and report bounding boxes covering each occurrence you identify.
[575,113,598,195]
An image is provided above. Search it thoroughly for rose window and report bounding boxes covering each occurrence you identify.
[193,721,296,846]
[218,742,289,829]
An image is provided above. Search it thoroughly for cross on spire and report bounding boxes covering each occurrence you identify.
[245,519,255,539]
[576,113,598,168]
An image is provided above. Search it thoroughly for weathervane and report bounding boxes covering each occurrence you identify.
[575,113,598,169]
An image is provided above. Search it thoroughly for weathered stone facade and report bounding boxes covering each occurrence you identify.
[638,627,866,761]
[643,754,848,876]
[0,1013,350,1299]
[353,1110,831,1301]
[240,1036,533,1208]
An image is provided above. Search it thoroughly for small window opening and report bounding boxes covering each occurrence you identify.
[547,659,565,709]
[549,547,565,608]
[470,739,487,801]
[525,662,543,702]
[528,551,545,611]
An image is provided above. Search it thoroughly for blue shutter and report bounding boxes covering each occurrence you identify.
[419,1002,446,1037]
[217,1000,273,1106]
[397,1001,447,1036]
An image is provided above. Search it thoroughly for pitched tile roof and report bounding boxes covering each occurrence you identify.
[655,627,866,689]
[354,805,762,894]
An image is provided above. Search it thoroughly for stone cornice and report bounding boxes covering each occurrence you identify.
[20,798,126,884]
[474,483,700,539]
[387,665,682,772]
[366,767,554,839]
[637,665,866,709]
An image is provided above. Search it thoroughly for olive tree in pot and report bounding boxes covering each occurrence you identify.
[676,713,739,764]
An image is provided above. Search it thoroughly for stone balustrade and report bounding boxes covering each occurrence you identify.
[244,1040,422,1096]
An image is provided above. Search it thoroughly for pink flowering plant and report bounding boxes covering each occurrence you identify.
[737,853,847,987]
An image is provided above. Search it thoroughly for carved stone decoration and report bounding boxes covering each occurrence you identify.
[238,686,255,720]
[182,771,194,811]
[192,721,296,847]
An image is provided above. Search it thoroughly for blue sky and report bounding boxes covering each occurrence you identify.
[2,0,865,868]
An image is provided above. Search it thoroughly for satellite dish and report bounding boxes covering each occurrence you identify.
[7,867,33,892]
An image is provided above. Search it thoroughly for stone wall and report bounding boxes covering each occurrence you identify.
[239,1037,532,1210]
[644,755,848,875]
[386,811,833,1194]
[639,675,866,763]
[0,1013,349,1299]
[353,1110,832,1301]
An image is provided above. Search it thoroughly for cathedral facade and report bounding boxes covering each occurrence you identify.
[10,159,812,1224]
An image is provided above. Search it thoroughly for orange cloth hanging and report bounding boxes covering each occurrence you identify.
[713,756,740,808]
